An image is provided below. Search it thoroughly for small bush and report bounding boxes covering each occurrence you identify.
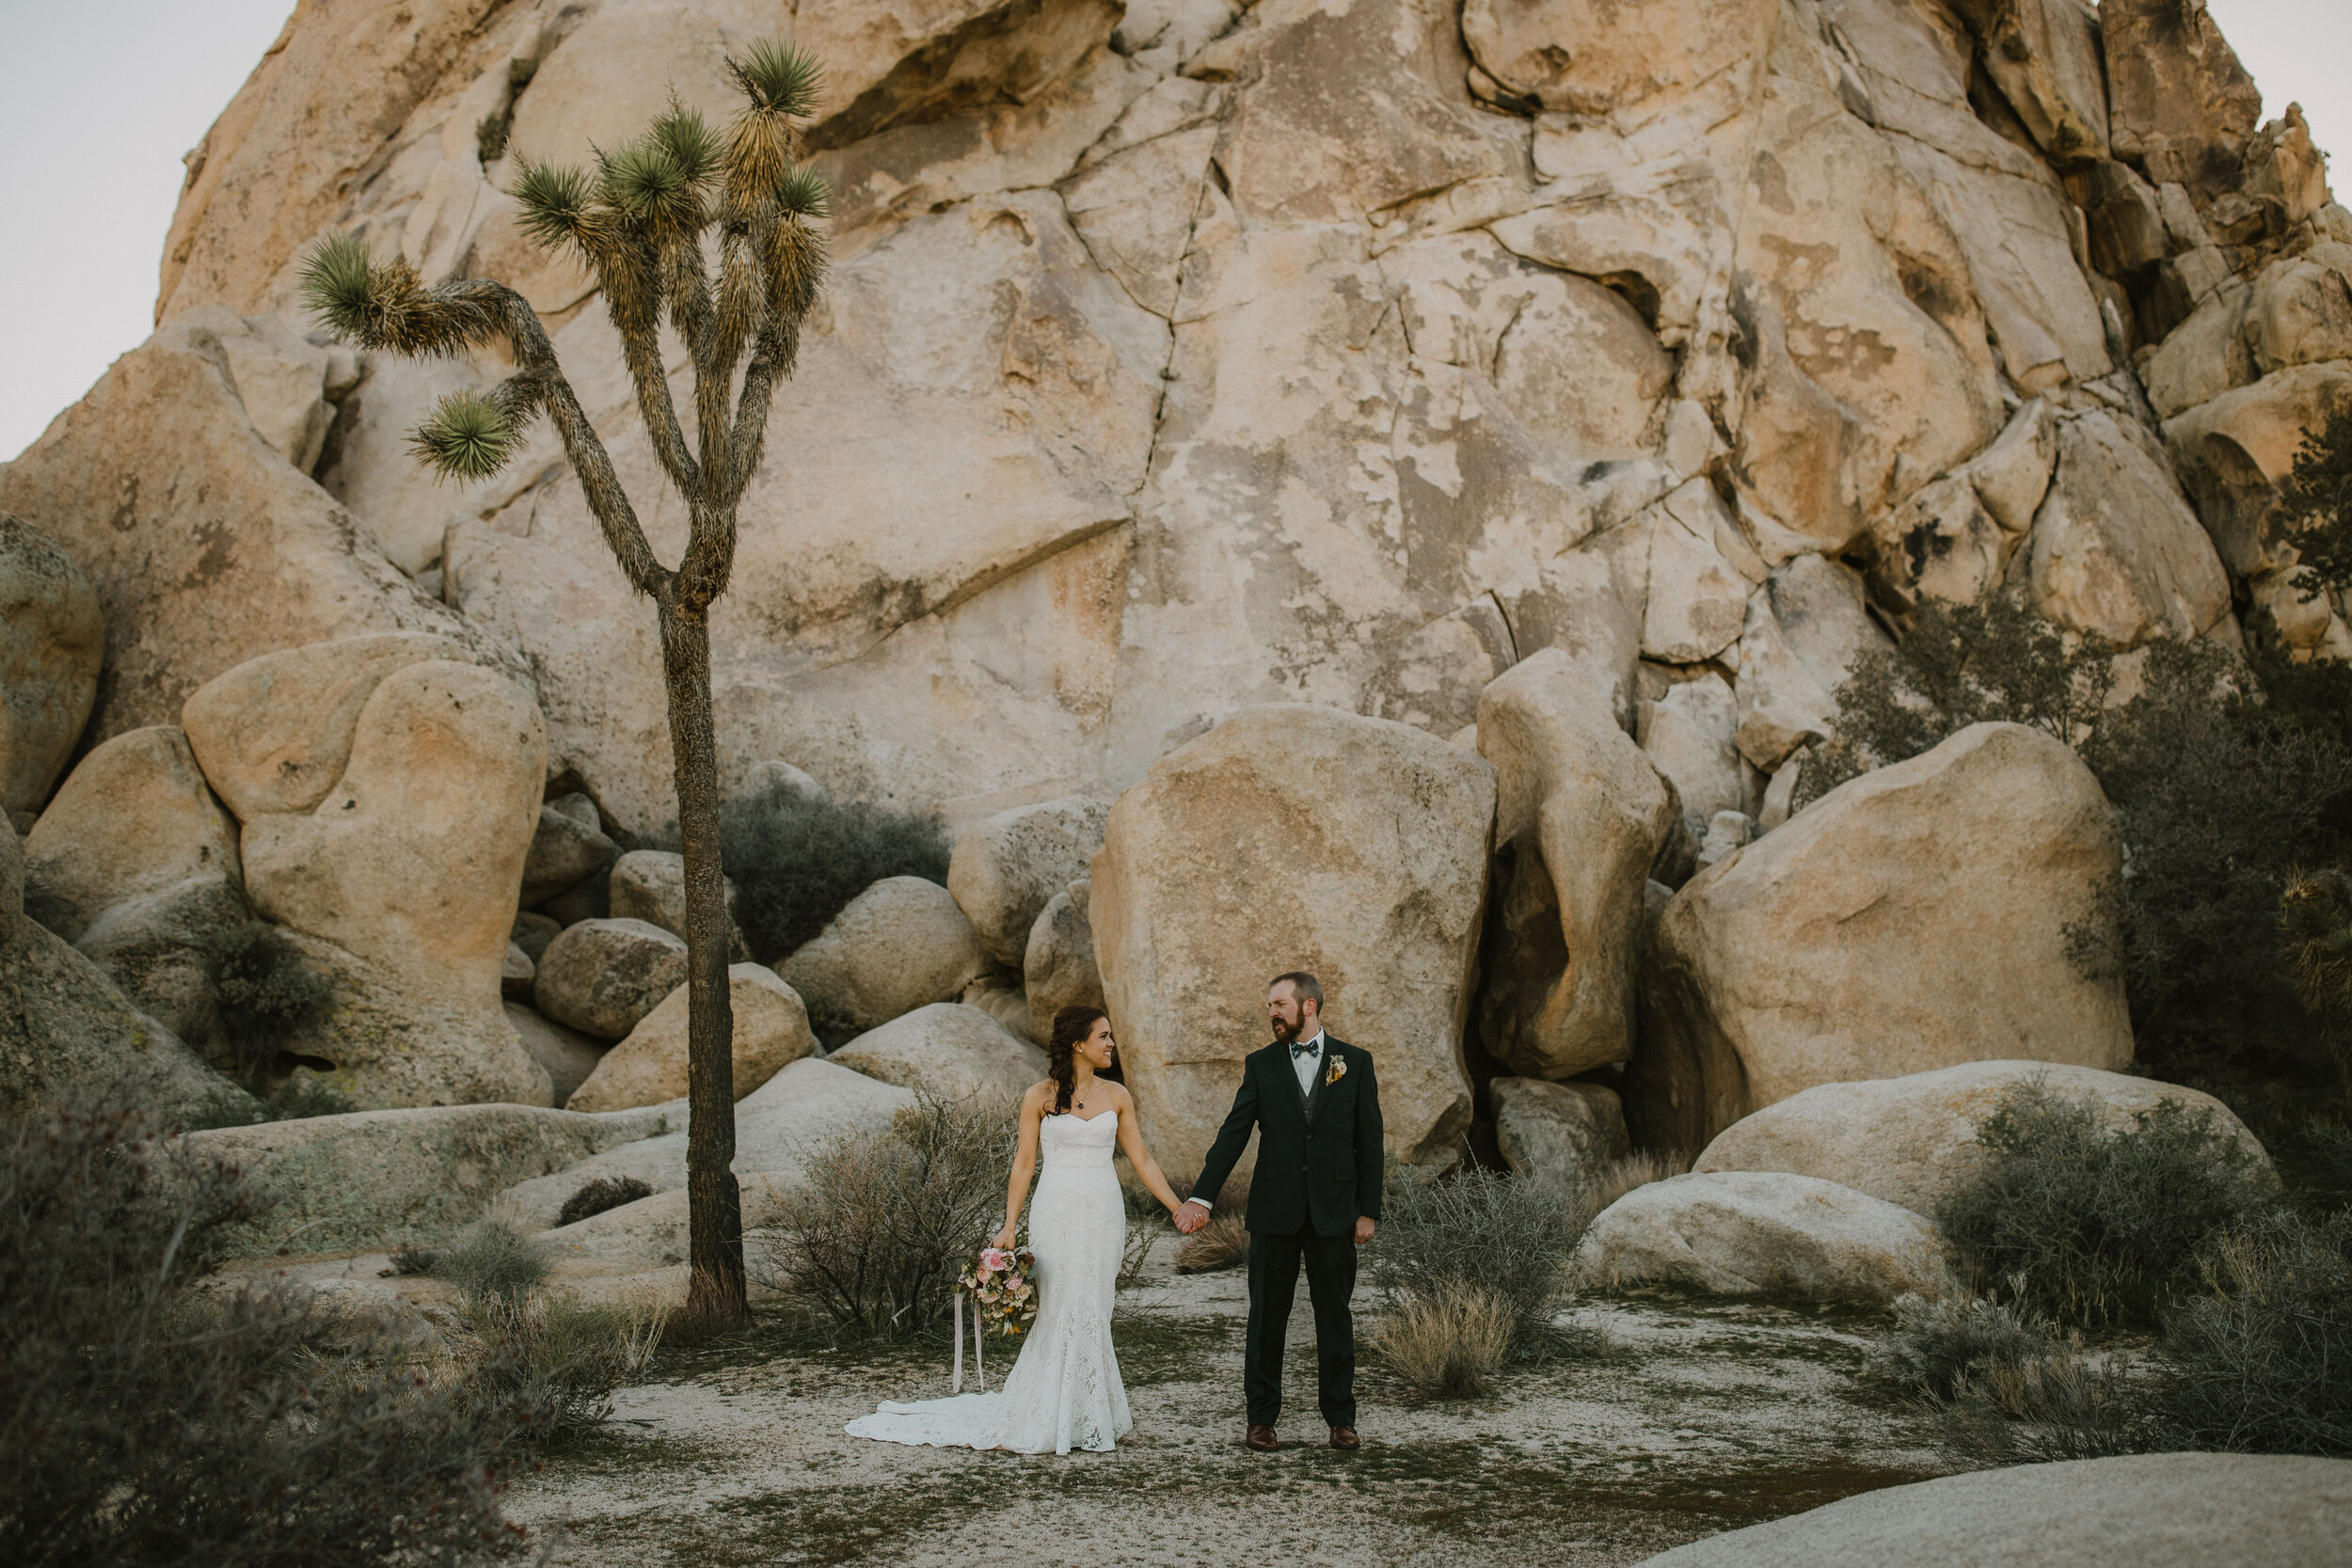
[1583,1148,1683,1220]
[0,1101,524,1567]
[705,774,952,962]
[1373,1282,1516,1401]
[1871,1282,2071,1402]
[1370,1166,1586,1348]
[2155,1209,2352,1456]
[459,1291,669,1449]
[384,1243,439,1277]
[433,1219,551,1308]
[209,921,336,1080]
[1936,1344,2153,1465]
[752,1096,1010,1330]
[558,1175,655,1227]
[1937,1081,2270,1332]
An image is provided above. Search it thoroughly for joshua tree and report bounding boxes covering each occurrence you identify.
[302,42,830,1325]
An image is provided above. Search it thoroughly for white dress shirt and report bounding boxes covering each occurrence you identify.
[1185,1029,1327,1212]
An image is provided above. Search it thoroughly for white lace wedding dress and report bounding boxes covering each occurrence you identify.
[846,1109,1134,1455]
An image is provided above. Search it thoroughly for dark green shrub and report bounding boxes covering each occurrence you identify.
[2155,1208,2352,1455]
[708,775,950,961]
[0,1101,524,1567]
[209,922,336,1081]
[751,1096,1011,1330]
[2281,406,2352,597]
[1369,1166,1588,1350]
[558,1174,655,1227]
[1937,1082,2270,1332]
[432,1219,550,1308]
[459,1292,667,1449]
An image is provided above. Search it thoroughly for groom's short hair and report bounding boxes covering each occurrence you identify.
[1270,972,1323,1012]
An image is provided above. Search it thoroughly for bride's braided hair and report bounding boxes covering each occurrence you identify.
[1047,1006,1109,1115]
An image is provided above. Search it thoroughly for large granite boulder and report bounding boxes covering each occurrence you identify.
[1629,1453,2351,1568]
[947,796,1109,967]
[504,1002,603,1108]
[0,317,502,746]
[1475,649,1678,1081]
[0,515,103,830]
[23,727,241,943]
[828,1002,1049,1108]
[184,1101,671,1258]
[2026,410,2232,646]
[606,848,749,958]
[239,659,548,1105]
[1630,723,2132,1152]
[1092,705,1494,1176]
[1576,1171,1948,1305]
[1695,1060,2272,1217]
[564,963,817,1113]
[776,876,989,1034]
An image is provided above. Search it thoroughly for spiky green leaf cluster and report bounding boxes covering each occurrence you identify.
[513,159,593,253]
[297,232,501,357]
[299,233,379,340]
[730,40,821,117]
[773,165,831,220]
[408,390,516,483]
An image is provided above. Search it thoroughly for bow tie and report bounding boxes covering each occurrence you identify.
[1290,1039,1320,1058]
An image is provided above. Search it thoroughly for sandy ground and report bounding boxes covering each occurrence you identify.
[496,1239,1955,1567]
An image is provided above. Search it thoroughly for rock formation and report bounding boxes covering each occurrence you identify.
[1576,1170,1950,1304]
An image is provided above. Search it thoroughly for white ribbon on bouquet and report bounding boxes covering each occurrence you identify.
[951,1288,986,1394]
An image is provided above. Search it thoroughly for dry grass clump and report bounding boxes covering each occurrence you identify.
[457,1291,670,1449]
[1371,1283,1516,1400]
[1169,1179,1249,1275]
[558,1174,655,1227]
[752,1096,1010,1330]
[433,1217,551,1308]
[1582,1148,1685,1220]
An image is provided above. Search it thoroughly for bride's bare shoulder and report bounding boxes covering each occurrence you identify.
[1019,1079,1057,1112]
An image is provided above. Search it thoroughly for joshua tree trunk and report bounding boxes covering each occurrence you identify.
[660,594,745,1321]
[305,42,832,1329]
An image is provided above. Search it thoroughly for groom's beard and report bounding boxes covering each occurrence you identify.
[1269,1015,1301,1045]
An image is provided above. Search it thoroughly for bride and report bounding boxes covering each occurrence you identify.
[846,1005,1190,1455]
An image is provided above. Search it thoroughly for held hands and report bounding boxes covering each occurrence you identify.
[1170,1203,1210,1236]
[1354,1215,1375,1244]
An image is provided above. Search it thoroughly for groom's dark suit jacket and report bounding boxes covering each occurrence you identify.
[1192,1037,1384,1238]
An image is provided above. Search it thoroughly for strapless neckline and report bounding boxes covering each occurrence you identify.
[1050,1109,1118,1126]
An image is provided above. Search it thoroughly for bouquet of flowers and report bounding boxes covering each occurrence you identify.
[958,1243,1039,1340]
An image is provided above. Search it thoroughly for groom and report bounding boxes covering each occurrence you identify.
[1175,972,1383,1452]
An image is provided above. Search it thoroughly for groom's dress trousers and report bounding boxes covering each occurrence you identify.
[1190,1034,1384,1429]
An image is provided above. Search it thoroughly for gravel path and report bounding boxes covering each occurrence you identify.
[505,1241,1953,1566]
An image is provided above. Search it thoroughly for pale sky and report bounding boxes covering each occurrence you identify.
[0,0,2344,461]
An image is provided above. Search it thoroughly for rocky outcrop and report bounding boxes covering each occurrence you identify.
[0,319,501,746]
[1694,1060,2272,1218]
[23,727,241,943]
[519,794,617,909]
[1631,723,2132,1152]
[0,515,103,830]
[1576,1171,1948,1305]
[0,818,242,1121]
[828,1002,1048,1108]
[1629,1453,2352,1568]
[185,1101,672,1258]
[505,1002,602,1107]
[947,796,1108,967]
[564,964,817,1114]
[776,876,990,1034]
[1024,879,1104,1044]
[1475,650,1677,1082]
[1092,705,1493,1176]
[1490,1078,1631,1209]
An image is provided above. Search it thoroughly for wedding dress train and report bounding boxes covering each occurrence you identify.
[846,1108,1134,1455]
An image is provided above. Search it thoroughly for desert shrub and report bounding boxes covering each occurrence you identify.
[385,1243,440,1276]
[752,1096,1010,1330]
[1937,1081,2270,1332]
[1373,1282,1517,1400]
[2154,1208,2352,1456]
[208,921,336,1081]
[701,774,951,962]
[1935,1343,2153,1465]
[558,1175,655,1227]
[433,1219,551,1308]
[458,1291,669,1449]
[1370,1166,1586,1347]
[1871,1281,2072,1402]
[2281,405,2352,597]
[0,1101,525,1567]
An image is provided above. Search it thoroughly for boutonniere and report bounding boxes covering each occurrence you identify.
[1326,1055,1346,1086]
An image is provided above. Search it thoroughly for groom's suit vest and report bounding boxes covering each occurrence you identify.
[1191,1036,1385,1238]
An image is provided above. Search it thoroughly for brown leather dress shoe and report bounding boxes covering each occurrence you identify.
[1328,1426,1360,1449]
[1246,1424,1279,1451]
